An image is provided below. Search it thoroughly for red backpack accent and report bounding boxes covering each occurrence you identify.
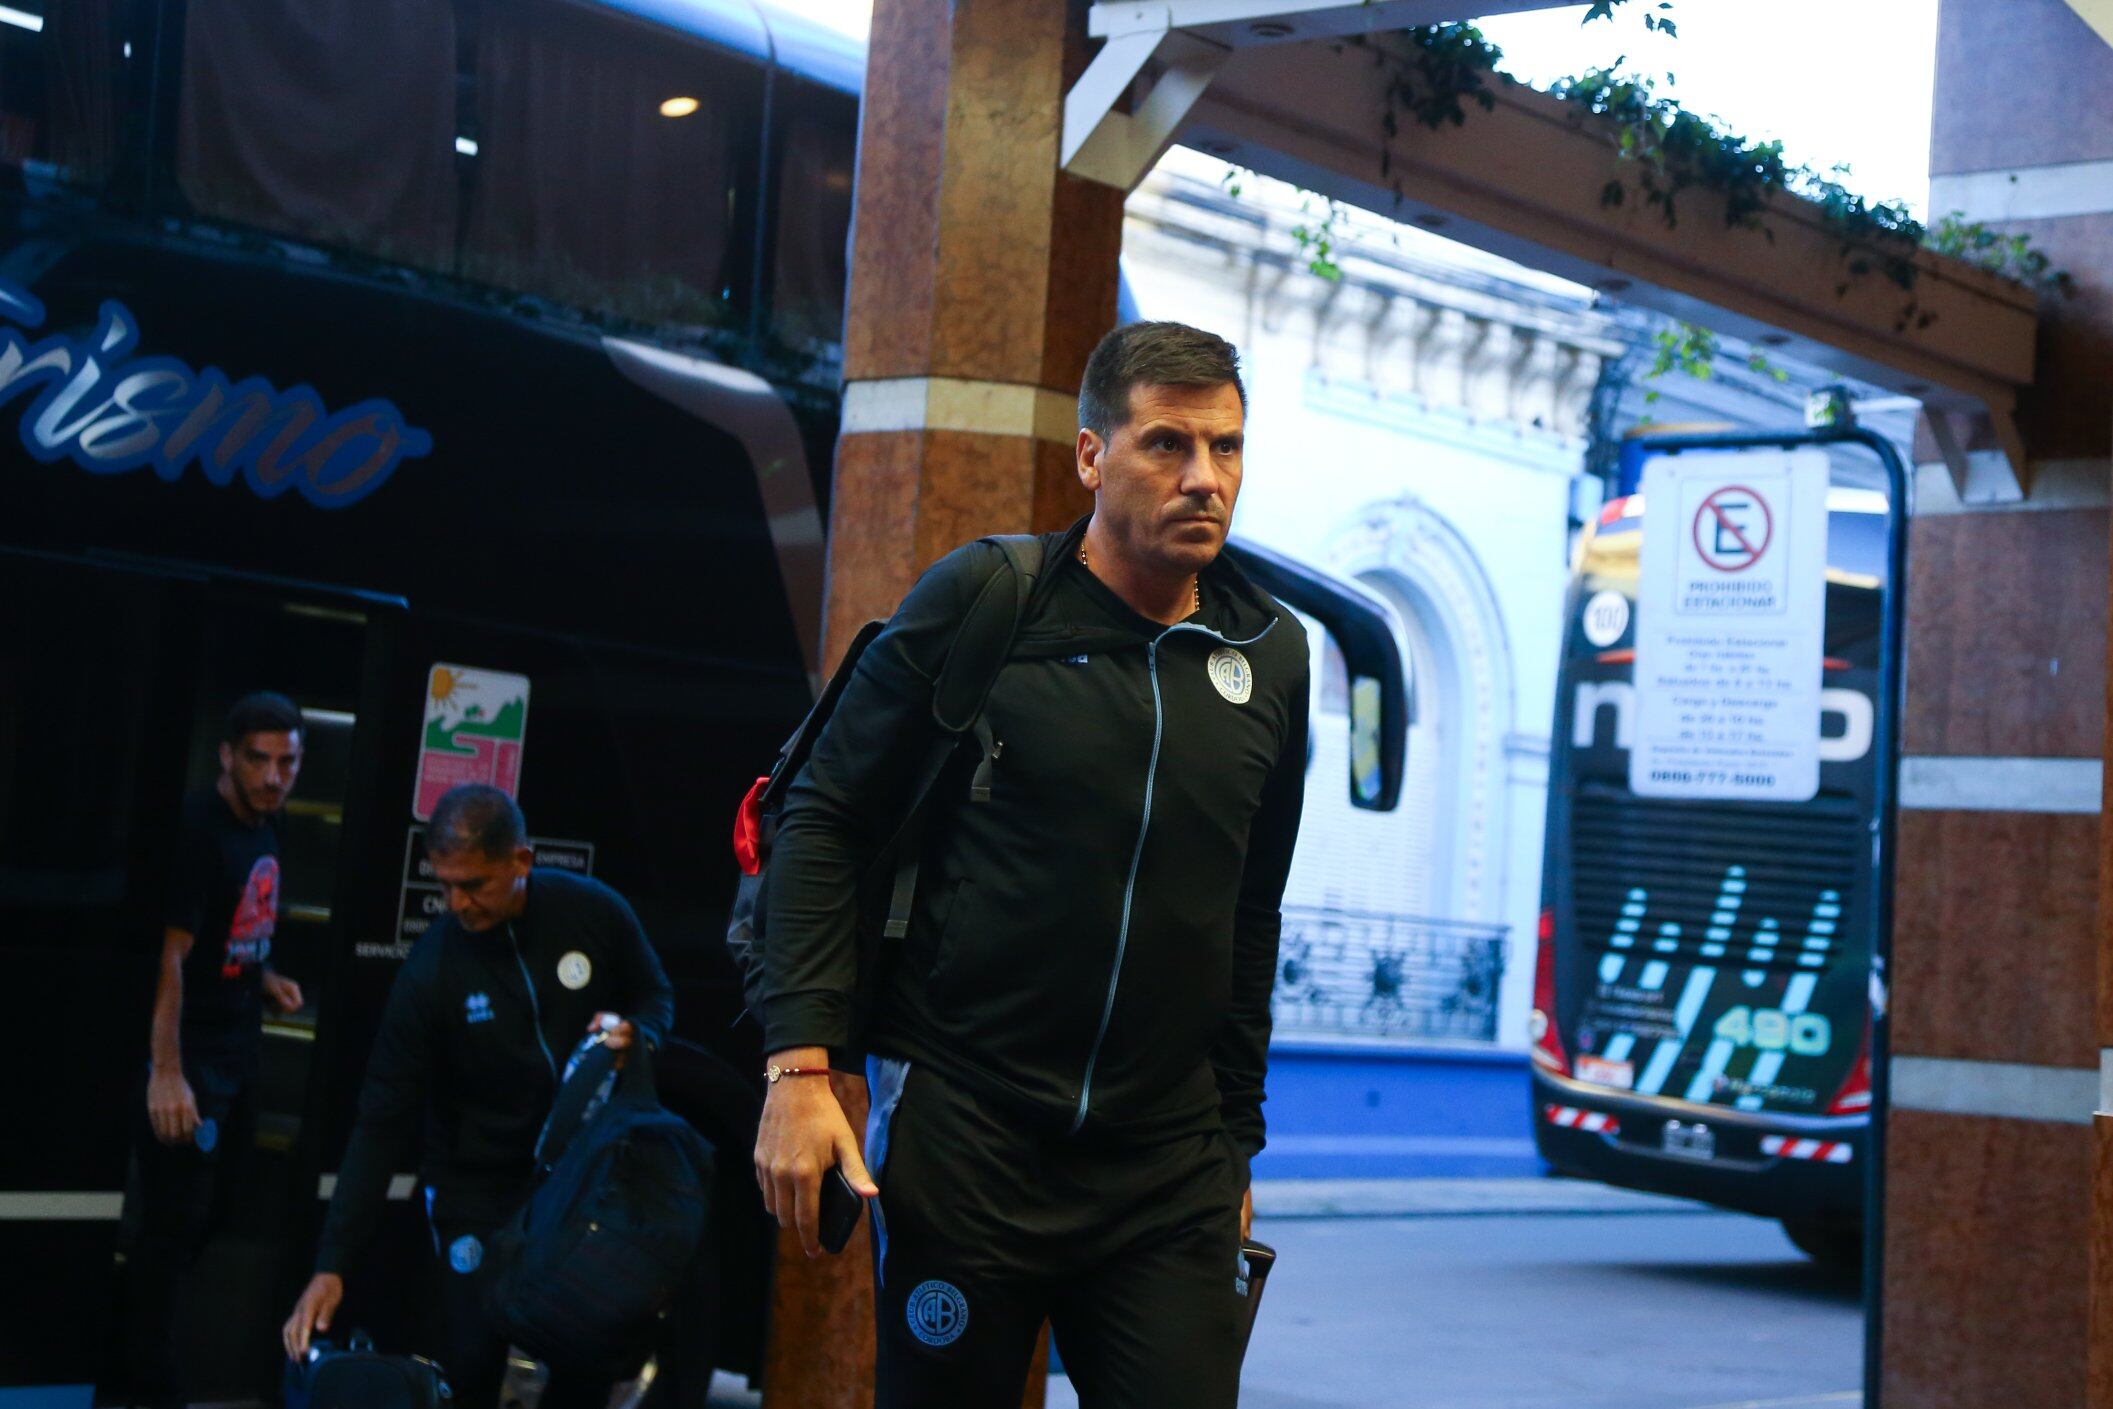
[733,776,769,877]
[724,535,1048,1063]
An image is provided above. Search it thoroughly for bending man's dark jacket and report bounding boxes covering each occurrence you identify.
[761,518,1309,1182]
[315,868,675,1274]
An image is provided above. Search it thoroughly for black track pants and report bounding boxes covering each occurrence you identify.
[427,1219,616,1409]
[865,1059,1248,1409]
[119,1058,256,1408]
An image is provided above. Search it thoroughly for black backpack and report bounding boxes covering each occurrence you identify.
[484,1039,714,1380]
[726,534,1049,1062]
[282,1333,450,1409]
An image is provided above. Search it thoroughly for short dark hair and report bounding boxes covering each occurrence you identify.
[223,691,302,746]
[1078,320,1246,441]
[427,785,528,860]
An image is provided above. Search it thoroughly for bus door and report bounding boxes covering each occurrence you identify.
[0,545,400,1400]
[147,569,402,1399]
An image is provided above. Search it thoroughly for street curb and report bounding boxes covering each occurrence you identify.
[1251,1176,1720,1220]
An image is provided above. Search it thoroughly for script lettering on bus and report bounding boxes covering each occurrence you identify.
[0,279,431,508]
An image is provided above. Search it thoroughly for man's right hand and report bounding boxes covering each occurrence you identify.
[753,1048,878,1259]
[282,1272,344,1359]
[146,1065,200,1146]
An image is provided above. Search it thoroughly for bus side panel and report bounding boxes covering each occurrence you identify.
[0,556,195,1383]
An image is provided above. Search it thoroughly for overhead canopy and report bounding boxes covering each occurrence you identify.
[2058,0,2113,47]
[1065,2,2043,501]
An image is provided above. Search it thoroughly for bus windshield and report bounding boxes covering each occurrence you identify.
[1540,442,1890,1121]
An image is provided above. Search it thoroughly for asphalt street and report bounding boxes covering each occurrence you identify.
[1048,1205,1864,1409]
[709,1187,1864,1409]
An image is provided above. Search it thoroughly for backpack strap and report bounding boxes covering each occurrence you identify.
[929,535,1046,732]
[968,715,1000,804]
[533,1039,665,1172]
[878,534,1051,941]
[611,1038,661,1110]
[761,619,888,818]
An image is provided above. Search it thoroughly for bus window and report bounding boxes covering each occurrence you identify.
[175,0,460,270]
[769,78,856,352]
[459,0,762,332]
[0,0,134,189]
[172,0,763,337]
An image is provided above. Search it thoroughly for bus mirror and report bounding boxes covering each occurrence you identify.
[1220,535,1408,812]
[1350,676,1385,808]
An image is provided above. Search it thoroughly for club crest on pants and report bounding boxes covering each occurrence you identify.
[907,1279,969,1347]
[449,1234,483,1274]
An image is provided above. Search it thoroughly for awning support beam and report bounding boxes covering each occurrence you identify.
[1063,0,1578,193]
[1063,10,1228,192]
[1924,408,2029,505]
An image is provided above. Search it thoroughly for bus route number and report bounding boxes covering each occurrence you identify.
[1712,1006,1830,1056]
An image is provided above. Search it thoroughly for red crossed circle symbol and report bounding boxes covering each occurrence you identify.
[1691,485,1773,573]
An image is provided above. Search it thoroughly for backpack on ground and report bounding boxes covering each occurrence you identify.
[484,1039,714,1380]
[282,1333,450,1409]
[725,534,1049,1061]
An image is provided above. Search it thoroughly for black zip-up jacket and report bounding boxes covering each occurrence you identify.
[762,519,1309,1182]
[315,869,675,1274]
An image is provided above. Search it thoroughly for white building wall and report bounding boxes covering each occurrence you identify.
[1122,153,1618,1049]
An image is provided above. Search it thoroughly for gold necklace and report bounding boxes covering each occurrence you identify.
[1077,540,1201,615]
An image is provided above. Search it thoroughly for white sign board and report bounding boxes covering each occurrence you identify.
[1630,449,1829,802]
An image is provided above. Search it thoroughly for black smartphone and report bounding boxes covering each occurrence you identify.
[1236,1239,1276,1353]
[819,1164,866,1255]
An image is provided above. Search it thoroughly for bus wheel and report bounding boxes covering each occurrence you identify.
[1780,1217,1862,1271]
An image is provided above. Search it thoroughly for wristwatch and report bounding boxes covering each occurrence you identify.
[765,1062,831,1083]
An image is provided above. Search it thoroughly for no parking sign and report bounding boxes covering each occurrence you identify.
[1631,449,1829,801]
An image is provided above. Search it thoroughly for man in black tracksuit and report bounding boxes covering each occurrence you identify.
[282,784,675,1407]
[754,321,1308,1408]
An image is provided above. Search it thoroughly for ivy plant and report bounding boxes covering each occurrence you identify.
[1637,320,1794,401]
[1336,13,2063,303]
[1223,2,2066,310]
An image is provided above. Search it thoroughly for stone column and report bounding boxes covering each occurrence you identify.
[1883,3,2113,1405]
[759,2,1122,1405]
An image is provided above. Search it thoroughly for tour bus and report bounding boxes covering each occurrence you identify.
[0,1,1405,1398]
[1530,431,1894,1267]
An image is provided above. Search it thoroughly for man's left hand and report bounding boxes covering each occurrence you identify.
[1241,1185,1253,1242]
[587,1013,635,1051]
[262,970,304,1015]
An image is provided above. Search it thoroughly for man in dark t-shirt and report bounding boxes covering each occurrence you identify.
[124,692,306,1408]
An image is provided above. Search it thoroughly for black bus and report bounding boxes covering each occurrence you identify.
[1530,432,1895,1266]
[0,3,1406,1399]
[0,0,855,1397]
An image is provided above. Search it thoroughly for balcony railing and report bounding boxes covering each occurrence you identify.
[1271,906,1509,1043]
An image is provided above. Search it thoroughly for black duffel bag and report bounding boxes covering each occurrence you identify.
[484,1037,715,1381]
[283,1332,450,1408]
